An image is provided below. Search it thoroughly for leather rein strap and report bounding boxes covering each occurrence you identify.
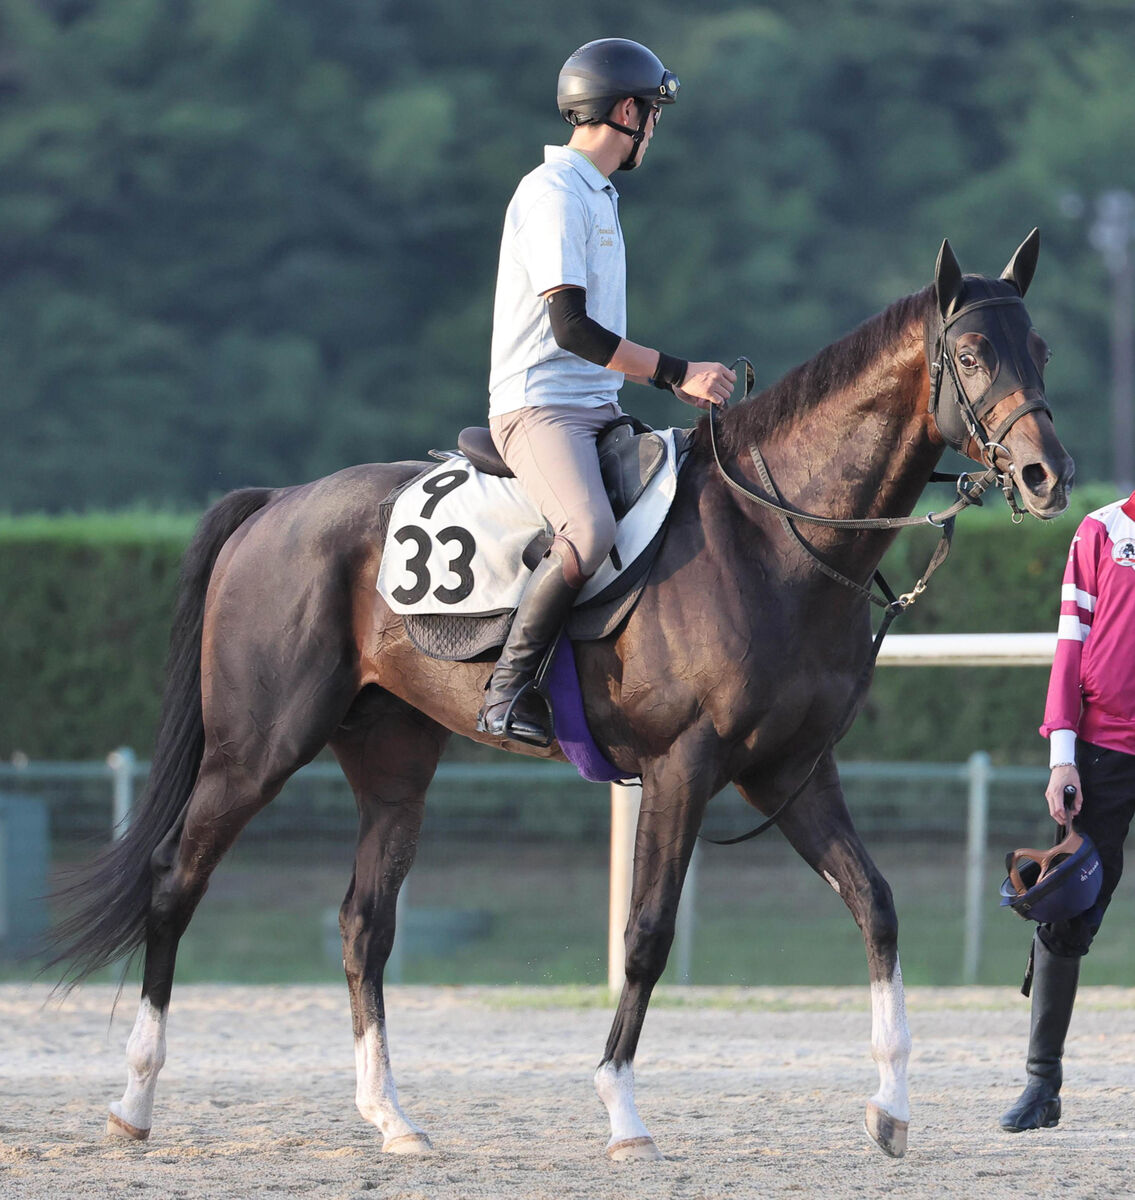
[707,357,999,613]
[703,318,1039,845]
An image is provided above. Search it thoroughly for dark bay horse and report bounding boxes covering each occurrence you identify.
[53,233,1072,1161]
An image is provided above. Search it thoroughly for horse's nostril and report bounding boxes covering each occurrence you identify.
[1020,462,1049,493]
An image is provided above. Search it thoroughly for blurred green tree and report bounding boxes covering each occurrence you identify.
[0,0,1131,510]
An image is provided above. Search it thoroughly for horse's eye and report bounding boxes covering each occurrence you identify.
[958,351,978,370]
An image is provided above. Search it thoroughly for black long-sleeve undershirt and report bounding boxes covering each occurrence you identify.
[545,287,621,366]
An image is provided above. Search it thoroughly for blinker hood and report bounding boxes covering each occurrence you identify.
[927,230,1049,457]
[929,285,1048,453]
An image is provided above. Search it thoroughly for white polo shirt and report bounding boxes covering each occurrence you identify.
[488,146,626,417]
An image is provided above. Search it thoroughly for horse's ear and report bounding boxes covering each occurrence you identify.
[1001,227,1040,297]
[934,239,964,319]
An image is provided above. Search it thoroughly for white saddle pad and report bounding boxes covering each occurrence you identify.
[377,428,683,616]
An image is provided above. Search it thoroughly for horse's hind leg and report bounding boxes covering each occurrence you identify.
[737,757,911,1158]
[106,752,278,1138]
[109,678,358,1140]
[329,691,449,1154]
[108,747,326,1139]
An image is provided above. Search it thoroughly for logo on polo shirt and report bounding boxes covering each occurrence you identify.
[1113,537,1135,568]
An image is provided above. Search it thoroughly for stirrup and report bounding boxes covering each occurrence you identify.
[500,680,555,748]
[476,632,562,746]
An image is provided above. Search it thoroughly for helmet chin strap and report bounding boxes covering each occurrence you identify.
[602,103,653,172]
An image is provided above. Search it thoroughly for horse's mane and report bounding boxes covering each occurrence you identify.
[698,285,935,458]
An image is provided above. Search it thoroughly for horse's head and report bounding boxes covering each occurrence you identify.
[927,229,1074,518]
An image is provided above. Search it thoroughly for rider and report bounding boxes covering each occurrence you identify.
[476,37,736,745]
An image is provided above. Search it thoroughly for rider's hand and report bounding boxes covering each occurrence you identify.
[673,361,736,411]
[1046,763,1081,824]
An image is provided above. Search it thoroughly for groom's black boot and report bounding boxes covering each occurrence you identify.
[1000,932,1081,1132]
[475,540,584,746]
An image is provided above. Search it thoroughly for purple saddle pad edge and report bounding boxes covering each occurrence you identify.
[546,638,639,784]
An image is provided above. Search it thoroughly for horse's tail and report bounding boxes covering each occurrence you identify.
[49,487,275,987]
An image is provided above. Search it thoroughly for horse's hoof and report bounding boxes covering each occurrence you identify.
[607,1136,663,1162]
[865,1101,907,1158]
[382,1132,433,1155]
[106,1110,150,1141]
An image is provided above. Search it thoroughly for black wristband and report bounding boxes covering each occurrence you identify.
[650,352,688,391]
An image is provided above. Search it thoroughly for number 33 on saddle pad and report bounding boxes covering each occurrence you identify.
[377,428,685,617]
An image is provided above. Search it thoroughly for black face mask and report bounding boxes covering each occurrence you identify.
[927,279,1050,456]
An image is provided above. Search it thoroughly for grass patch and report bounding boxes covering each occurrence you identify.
[0,508,197,544]
[15,829,1135,991]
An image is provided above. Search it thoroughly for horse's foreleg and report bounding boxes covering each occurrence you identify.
[596,753,712,1162]
[330,702,447,1154]
[865,959,910,1157]
[738,760,910,1157]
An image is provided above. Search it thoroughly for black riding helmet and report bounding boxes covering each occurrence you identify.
[557,38,680,171]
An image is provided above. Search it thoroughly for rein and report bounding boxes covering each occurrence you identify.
[702,327,1034,846]
[707,357,1001,611]
[708,384,998,612]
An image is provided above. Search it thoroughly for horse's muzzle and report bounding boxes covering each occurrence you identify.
[1016,453,1074,517]
[1007,427,1070,520]
[996,390,1074,518]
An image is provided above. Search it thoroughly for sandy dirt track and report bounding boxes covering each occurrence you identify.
[3,983,1135,1199]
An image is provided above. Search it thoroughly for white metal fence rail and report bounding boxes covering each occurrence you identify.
[0,746,1044,988]
[0,634,1059,987]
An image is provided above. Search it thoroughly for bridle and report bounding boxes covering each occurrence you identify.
[703,292,1051,844]
[927,292,1051,512]
[709,290,1050,596]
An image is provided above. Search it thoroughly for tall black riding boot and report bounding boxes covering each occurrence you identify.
[1000,932,1080,1132]
[475,542,583,746]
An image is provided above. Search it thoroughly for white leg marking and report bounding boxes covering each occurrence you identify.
[594,1061,653,1149]
[823,870,842,895]
[107,998,167,1137]
[869,958,912,1122]
[355,1021,430,1151]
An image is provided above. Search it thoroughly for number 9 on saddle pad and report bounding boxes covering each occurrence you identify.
[999,827,1102,923]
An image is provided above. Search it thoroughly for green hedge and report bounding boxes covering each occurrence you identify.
[0,488,1114,763]
[0,512,195,759]
[840,483,1114,764]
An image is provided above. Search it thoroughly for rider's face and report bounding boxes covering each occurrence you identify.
[623,98,661,164]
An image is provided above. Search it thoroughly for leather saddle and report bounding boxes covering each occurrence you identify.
[455,416,668,524]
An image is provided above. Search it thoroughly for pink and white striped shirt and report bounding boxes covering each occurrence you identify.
[1041,491,1135,761]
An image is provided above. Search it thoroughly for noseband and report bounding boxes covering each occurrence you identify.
[927,294,1051,485]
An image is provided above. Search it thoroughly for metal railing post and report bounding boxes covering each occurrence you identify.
[107,747,136,838]
[963,750,991,984]
[608,781,641,993]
